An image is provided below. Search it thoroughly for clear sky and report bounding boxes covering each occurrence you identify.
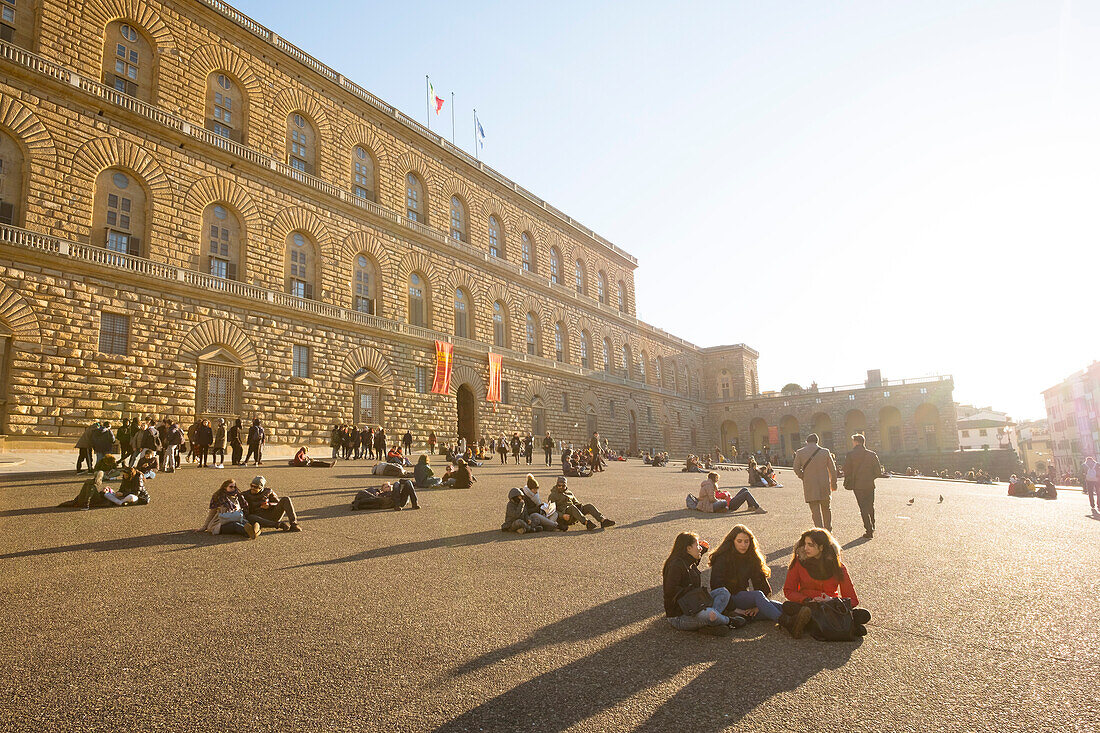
[231,0,1098,420]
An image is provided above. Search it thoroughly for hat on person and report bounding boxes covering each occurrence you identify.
[218,418,225,424]
[250,476,266,488]
[526,474,538,491]
[508,487,524,500]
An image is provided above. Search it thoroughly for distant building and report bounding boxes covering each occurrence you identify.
[1016,419,1052,473]
[1043,363,1100,474]
[955,405,1017,453]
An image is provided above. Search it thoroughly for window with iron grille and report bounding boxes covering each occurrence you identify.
[200,363,240,416]
[99,312,129,355]
[416,366,428,394]
[500,380,511,405]
[292,344,310,378]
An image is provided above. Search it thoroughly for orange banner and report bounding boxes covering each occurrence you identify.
[431,340,453,395]
[487,352,502,403]
[768,426,779,445]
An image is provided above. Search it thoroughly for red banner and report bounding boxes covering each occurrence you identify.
[487,352,502,403]
[768,426,779,445]
[431,340,453,395]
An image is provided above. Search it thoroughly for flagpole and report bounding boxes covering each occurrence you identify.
[425,75,430,131]
[451,92,455,144]
[473,108,478,161]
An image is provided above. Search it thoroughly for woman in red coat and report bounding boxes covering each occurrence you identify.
[780,528,871,639]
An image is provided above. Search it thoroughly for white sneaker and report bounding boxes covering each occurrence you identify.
[214,464,224,469]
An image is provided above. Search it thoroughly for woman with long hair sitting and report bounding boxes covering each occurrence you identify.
[780,528,870,638]
[662,531,746,634]
[708,524,783,622]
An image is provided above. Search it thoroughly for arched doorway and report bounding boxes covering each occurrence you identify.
[779,415,800,458]
[353,368,384,427]
[749,417,768,453]
[879,406,902,452]
[845,410,867,441]
[812,413,834,450]
[720,420,739,455]
[531,396,546,438]
[628,410,638,454]
[457,384,477,443]
[914,403,940,451]
[662,420,672,452]
[585,404,598,437]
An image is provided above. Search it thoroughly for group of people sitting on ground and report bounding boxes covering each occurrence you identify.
[58,467,151,509]
[643,452,670,467]
[561,448,595,477]
[747,457,781,487]
[195,476,302,539]
[501,474,616,533]
[681,454,716,473]
[1007,473,1057,500]
[663,525,870,640]
[686,471,767,515]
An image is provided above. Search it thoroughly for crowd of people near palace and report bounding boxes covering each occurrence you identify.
[59,415,1095,640]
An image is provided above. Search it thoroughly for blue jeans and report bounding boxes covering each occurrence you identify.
[730,590,782,621]
[728,488,760,511]
[668,587,731,631]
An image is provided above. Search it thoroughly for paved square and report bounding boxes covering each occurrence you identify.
[1,459,1097,732]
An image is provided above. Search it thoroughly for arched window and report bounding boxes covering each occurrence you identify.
[554,322,565,362]
[521,231,535,272]
[93,167,146,256]
[352,146,376,201]
[602,337,612,372]
[575,259,586,295]
[550,247,562,285]
[0,130,26,226]
[492,300,507,348]
[617,281,626,312]
[286,112,316,174]
[0,0,37,48]
[655,357,662,386]
[454,288,471,339]
[355,368,384,426]
[201,203,242,280]
[408,272,429,327]
[488,215,504,258]
[449,196,467,242]
[525,312,538,356]
[621,344,632,377]
[639,351,647,383]
[580,330,591,369]
[102,21,153,100]
[405,172,426,223]
[352,254,377,314]
[597,271,607,304]
[285,231,317,299]
[206,72,244,142]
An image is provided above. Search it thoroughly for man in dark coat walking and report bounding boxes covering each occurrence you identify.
[374,427,387,460]
[842,433,882,539]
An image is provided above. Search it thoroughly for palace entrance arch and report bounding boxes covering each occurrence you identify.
[457,384,478,444]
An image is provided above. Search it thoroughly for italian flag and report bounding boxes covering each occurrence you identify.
[429,82,444,114]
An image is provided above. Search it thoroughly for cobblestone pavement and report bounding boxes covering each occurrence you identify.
[1,458,1097,732]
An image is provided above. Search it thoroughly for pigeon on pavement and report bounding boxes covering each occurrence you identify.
[908,498,915,505]
[938,495,944,503]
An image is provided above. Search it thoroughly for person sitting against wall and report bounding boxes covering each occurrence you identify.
[519,475,563,532]
[662,532,746,634]
[708,524,783,623]
[195,479,252,538]
[351,479,419,511]
[549,476,614,530]
[288,446,335,468]
[780,528,870,639]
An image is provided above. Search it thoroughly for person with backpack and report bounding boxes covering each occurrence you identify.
[780,528,870,640]
[793,433,837,532]
[245,418,265,466]
[842,433,882,539]
[662,531,745,634]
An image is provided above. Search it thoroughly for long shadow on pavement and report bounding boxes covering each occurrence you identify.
[282,529,517,569]
[0,529,216,559]
[436,583,859,732]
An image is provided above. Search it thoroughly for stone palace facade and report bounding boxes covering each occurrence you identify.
[0,0,954,458]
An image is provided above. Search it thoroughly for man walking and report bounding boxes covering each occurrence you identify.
[402,429,413,455]
[793,433,837,531]
[842,433,881,538]
[542,431,554,467]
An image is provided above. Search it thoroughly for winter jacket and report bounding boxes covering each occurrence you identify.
[783,555,859,607]
[842,444,881,492]
[501,488,530,530]
[413,461,436,488]
[247,424,265,445]
[709,551,772,596]
[212,425,227,451]
[662,553,703,618]
[452,464,474,489]
[520,487,557,522]
[90,425,115,453]
[75,424,96,449]
[696,478,723,513]
[195,425,214,447]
